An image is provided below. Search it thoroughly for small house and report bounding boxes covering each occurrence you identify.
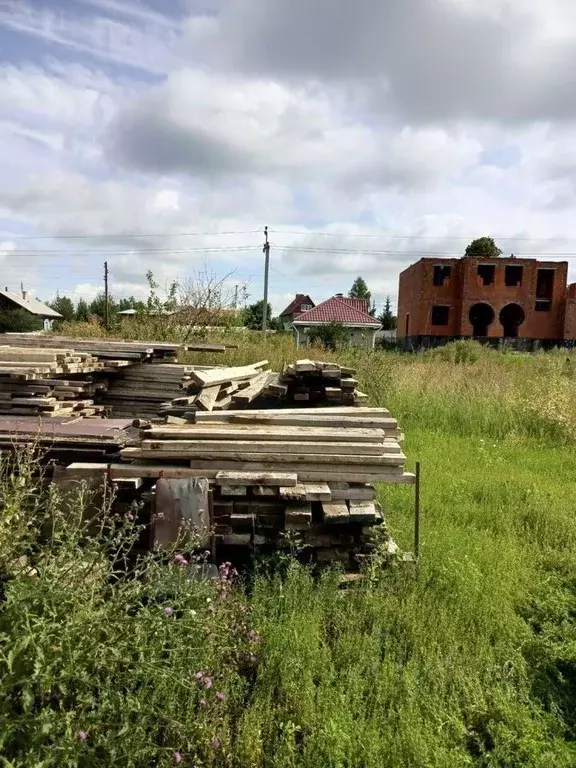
[279,294,315,330]
[292,294,381,349]
[0,289,62,330]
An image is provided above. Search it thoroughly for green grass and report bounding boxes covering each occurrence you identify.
[1,335,576,766]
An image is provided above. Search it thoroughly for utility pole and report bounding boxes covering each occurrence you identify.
[262,226,270,335]
[104,261,109,331]
[234,284,239,310]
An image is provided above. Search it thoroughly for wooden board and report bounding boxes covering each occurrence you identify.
[188,361,269,388]
[141,440,390,456]
[126,447,405,466]
[322,501,350,524]
[215,470,298,487]
[195,385,220,412]
[303,482,332,501]
[144,425,387,443]
[348,500,378,523]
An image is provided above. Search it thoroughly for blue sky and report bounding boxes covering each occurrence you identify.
[1,0,576,315]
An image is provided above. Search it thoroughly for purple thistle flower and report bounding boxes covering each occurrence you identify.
[215,692,225,702]
[126,513,134,521]
[173,751,183,764]
[173,554,185,564]
[77,730,87,741]
[211,737,222,750]
[194,671,204,681]
[163,606,174,617]
[202,676,213,689]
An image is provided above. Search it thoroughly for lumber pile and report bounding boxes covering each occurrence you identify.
[158,359,368,417]
[60,407,411,570]
[0,415,139,463]
[159,360,274,417]
[279,359,368,405]
[99,364,195,420]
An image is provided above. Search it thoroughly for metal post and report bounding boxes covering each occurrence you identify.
[414,461,421,560]
[262,226,270,335]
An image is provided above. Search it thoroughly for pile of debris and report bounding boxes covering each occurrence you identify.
[160,359,368,417]
[60,407,412,570]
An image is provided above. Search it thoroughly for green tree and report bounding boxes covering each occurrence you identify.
[464,237,502,260]
[242,300,281,331]
[49,295,75,323]
[0,309,44,333]
[75,298,90,323]
[88,293,118,323]
[118,296,147,313]
[349,277,371,302]
[308,322,350,351]
[378,295,397,330]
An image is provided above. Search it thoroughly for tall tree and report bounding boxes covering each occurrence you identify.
[349,277,371,302]
[242,300,280,331]
[75,298,90,323]
[378,295,397,330]
[464,237,502,260]
[49,295,75,323]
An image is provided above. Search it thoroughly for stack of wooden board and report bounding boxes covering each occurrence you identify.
[60,407,411,569]
[0,415,139,463]
[98,363,195,420]
[279,359,367,405]
[159,360,274,417]
[157,359,369,417]
[0,346,109,417]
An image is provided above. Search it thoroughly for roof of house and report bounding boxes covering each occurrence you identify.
[293,295,380,327]
[0,290,62,318]
[280,294,315,317]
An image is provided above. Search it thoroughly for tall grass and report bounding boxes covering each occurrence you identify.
[4,327,575,766]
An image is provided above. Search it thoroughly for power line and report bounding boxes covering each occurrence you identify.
[1,229,262,241]
[5,245,262,257]
[271,229,576,243]
[274,245,576,258]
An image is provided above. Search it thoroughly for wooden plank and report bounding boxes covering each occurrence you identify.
[285,502,312,529]
[252,485,278,497]
[192,414,397,430]
[142,439,388,456]
[322,501,350,524]
[144,425,387,443]
[219,485,247,497]
[279,484,308,502]
[215,470,297,487]
[195,385,220,412]
[231,371,271,404]
[330,486,376,501]
[188,361,269,388]
[131,446,405,466]
[303,482,332,501]
[348,500,377,523]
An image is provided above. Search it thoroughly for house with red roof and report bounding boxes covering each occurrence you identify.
[292,293,381,349]
[279,294,315,329]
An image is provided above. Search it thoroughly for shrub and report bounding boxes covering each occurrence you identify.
[0,309,44,333]
[307,322,350,351]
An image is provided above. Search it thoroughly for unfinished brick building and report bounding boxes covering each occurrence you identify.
[397,256,576,348]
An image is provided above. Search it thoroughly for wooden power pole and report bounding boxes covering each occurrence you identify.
[104,261,109,331]
[262,226,270,335]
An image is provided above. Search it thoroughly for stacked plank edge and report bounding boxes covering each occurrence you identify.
[62,407,412,570]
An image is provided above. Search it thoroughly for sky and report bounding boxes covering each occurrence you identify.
[2,0,576,315]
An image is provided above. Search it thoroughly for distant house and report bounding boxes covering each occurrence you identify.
[292,294,381,349]
[0,289,62,330]
[279,294,315,330]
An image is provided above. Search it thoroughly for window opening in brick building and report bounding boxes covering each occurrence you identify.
[535,269,554,311]
[478,264,495,286]
[433,265,452,287]
[505,265,523,286]
[431,305,450,326]
[499,303,525,338]
[469,302,494,337]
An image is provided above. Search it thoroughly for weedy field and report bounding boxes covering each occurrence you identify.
[1,334,576,767]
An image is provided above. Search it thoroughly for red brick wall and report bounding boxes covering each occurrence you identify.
[398,257,572,340]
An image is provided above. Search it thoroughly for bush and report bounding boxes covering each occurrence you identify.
[0,310,44,333]
[308,322,350,351]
